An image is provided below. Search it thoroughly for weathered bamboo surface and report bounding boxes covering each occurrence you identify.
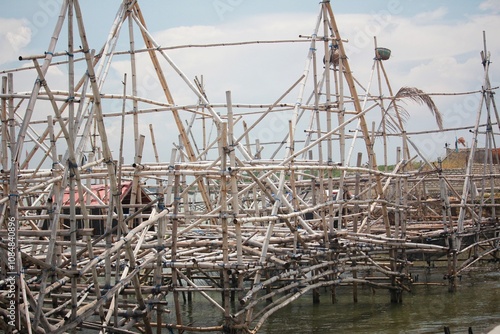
[0,1,499,333]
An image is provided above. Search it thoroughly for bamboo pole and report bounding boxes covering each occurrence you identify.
[130,4,214,214]
[324,3,392,240]
[171,166,182,328]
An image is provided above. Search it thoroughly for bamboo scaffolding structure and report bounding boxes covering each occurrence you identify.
[0,1,499,334]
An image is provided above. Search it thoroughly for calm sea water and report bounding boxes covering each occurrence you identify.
[78,263,499,333]
[261,264,500,334]
[169,263,500,334]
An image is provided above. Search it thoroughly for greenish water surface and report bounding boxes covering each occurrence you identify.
[261,264,500,334]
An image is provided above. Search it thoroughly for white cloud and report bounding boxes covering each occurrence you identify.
[0,18,31,65]
[2,3,499,164]
[480,0,500,13]
[104,7,500,162]
[414,6,448,23]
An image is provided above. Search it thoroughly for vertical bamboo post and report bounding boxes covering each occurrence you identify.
[322,3,333,165]
[131,4,214,213]
[130,134,145,228]
[33,55,95,328]
[219,114,231,323]
[118,73,127,189]
[352,152,362,303]
[453,46,491,291]
[73,2,152,332]
[390,147,402,303]
[171,165,182,327]
[325,3,392,240]
[374,37,388,170]
[227,91,242,265]
[127,2,139,160]
[155,214,166,334]
[311,36,323,164]
[67,1,79,326]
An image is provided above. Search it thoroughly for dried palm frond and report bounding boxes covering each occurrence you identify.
[384,86,443,132]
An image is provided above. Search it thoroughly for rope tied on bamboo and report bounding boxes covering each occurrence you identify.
[35,78,46,86]
[65,51,74,57]
[104,159,116,168]
[152,284,162,294]
[154,245,165,251]
[44,51,54,56]
[67,160,79,169]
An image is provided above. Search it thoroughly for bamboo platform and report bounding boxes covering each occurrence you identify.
[0,1,499,333]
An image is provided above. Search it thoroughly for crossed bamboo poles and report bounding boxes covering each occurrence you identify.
[0,1,499,333]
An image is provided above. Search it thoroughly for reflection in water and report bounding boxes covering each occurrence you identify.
[163,263,499,334]
[263,264,500,334]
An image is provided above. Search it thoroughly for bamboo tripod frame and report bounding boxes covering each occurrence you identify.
[0,1,499,333]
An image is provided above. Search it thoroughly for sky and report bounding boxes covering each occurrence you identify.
[1,0,499,166]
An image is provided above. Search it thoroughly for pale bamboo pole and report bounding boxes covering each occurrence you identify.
[155,211,166,334]
[130,4,214,213]
[67,2,79,326]
[12,3,68,331]
[334,19,345,167]
[18,62,90,171]
[322,4,344,240]
[311,49,324,163]
[219,119,231,321]
[227,91,242,265]
[325,3,391,238]
[149,124,161,166]
[100,217,151,333]
[127,2,140,164]
[93,1,128,90]
[118,73,127,189]
[171,166,183,327]
[378,59,410,161]
[246,10,324,317]
[175,270,225,312]
[234,74,305,146]
[73,2,152,333]
[19,270,32,334]
[69,71,91,165]
[129,134,145,228]
[456,53,489,245]
[13,0,68,165]
[374,37,389,169]
[32,57,96,327]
